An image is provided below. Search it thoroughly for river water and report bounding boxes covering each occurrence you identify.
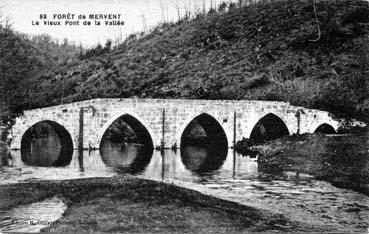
[0,139,369,232]
[0,197,67,232]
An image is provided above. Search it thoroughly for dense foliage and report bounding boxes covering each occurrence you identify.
[29,34,82,66]
[79,40,112,60]
[0,24,46,120]
[2,0,369,123]
[0,22,81,138]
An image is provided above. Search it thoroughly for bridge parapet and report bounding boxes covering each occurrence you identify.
[9,98,341,150]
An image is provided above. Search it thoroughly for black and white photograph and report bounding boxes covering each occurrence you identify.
[0,0,368,232]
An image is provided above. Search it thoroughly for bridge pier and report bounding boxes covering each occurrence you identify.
[160,108,165,150]
[8,98,341,150]
[78,108,84,151]
[233,111,237,148]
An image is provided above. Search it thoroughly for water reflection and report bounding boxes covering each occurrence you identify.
[0,147,256,183]
[180,145,227,174]
[1,152,14,167]
[21,142,61,167]
[0,196,67,232]
[99,141,153,174]
[1,133,369,231]
[20,121,73,167]
[179,113,229,175]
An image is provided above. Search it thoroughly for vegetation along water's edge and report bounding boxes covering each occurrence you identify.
[253,130,369,196]
[0,176,337,233]
[0,0,368,232]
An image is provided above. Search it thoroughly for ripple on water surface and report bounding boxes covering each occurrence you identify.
[0,196,67,232]
[1,143,369,232]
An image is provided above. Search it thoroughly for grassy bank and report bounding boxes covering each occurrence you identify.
[0,176,323,232]
[256,132,369,195]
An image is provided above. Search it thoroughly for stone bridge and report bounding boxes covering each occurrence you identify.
[9,98,340,150]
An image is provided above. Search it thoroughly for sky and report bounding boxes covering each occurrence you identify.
[1,0,238,47]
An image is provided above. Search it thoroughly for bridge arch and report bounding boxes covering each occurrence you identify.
[314,123,336,134]
[97,112,155,149]
[179,113,228,173]
[179,113,229,148]
[249,113,290,143]
[11,117,75,150]
[20,120,74,167]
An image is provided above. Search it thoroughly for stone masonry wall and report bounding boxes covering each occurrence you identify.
[9,98,341,149]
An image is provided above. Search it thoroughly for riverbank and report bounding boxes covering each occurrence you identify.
[0,175,325,232]
[255,132,369,196]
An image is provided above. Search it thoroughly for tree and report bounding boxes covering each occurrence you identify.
[0,20,48,123]
[104,39,112,53]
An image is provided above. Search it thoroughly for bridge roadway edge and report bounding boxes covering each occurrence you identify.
[8,98,341,150]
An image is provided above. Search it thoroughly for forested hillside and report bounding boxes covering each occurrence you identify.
[0,24,53,119]
[2,0,369,124]
[29,34,82,66]
[0,22,81,135]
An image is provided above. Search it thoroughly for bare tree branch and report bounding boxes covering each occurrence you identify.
[309,0,321,42]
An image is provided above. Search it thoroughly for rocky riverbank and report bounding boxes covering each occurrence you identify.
[0,176,326,233]
[255,131,369,196]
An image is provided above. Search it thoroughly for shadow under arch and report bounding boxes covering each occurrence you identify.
[314,123,336,134]
[21,120,74,167]
[250,113,290,144]
[99,114,154,174]
[180,113,228,174]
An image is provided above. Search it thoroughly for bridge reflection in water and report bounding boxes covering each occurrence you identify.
[20,121,74,167]
[2,139,369,231]
[2,145,256,182]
